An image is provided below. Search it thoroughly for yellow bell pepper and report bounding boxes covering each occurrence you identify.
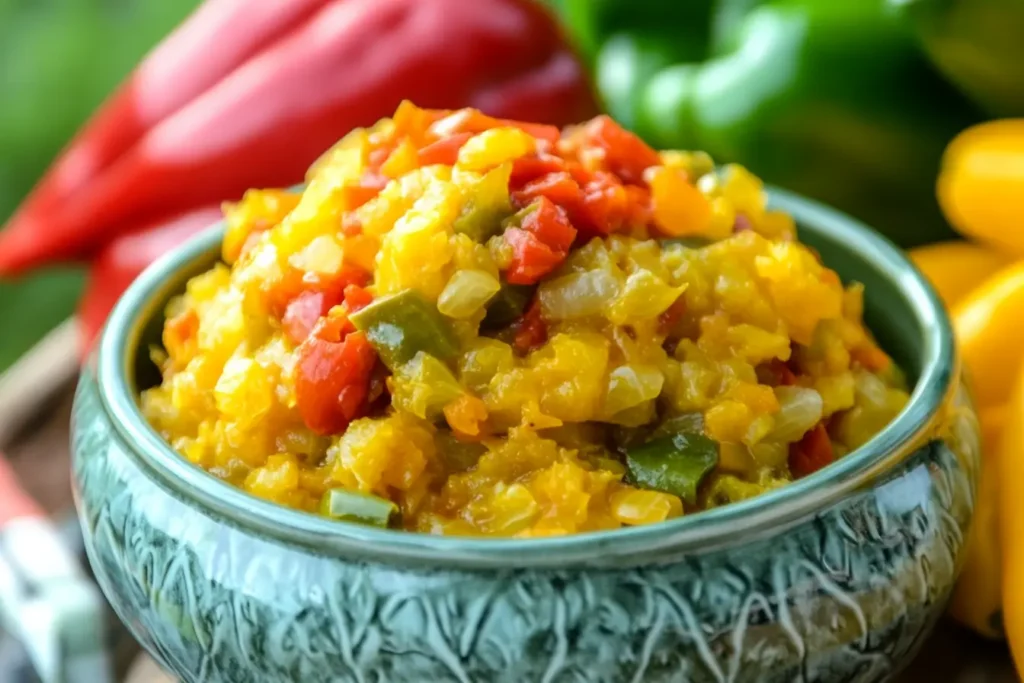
[937,121,1024,645]
[952,260,1024,409]
[949,403,1005,638]
[908,241,1014,308]
[938,120,1024,257]
[1002,367,1024,669]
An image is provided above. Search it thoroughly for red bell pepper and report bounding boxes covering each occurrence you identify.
[295,329,378,435]
[512,299,548,354]
[504,228,566,285]
[788,423,835,478]
[77,206,222,358]
[0,0,596,275]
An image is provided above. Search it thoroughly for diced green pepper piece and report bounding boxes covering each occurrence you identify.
[435,431,487,473]
[349,289,459,370]
[319,488,398,528]
[453,164,514,242]
[625,432,719,505]
[392,352,465,420]
[482,282,532,329]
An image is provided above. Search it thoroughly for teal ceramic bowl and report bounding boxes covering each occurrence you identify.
[71,189,980,683]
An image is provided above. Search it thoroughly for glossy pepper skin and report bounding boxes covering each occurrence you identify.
[547,0,716,128]
[604,0,981,248]
[545,0,716,67]
[908,241,1015,309]
[0,0,596,274]
[894,0,1024,116]
[938,120,1024,257]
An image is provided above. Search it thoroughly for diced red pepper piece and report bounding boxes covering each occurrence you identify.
[314,312,357,342]
[295,330,377,435]
[417,132,474,167]
[342,284,374,313]
[623,185,653,227]
[512,172,583,211]
[520,197,576,252]
[503,227,566,285]
[584,115,661,185]
[577,171,630,236]
[512,300,547,354]
[510,154,567,187]
[267,262,370,320]
[789,423,834,478]
[283,290,331,345]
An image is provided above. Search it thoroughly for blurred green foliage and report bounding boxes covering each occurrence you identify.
[0,0,199,370]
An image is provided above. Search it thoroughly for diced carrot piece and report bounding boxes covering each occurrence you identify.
[163,309,199,361]
[443,394,490,438]
[341,184,381,211]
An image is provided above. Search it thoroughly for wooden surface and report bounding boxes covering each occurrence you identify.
[6,388,1021,683]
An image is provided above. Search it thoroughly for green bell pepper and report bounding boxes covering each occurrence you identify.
[481,281,532,329]
[453,163,513,242]
[319,488,398,527]
[349,289,459,370]
[893,0,1024,116]
[435,431,487,473]
[590,0,983,248]
[625,431,719,505]
[543,0,716,68]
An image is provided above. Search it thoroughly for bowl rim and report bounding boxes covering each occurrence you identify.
[93,187,956,568]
